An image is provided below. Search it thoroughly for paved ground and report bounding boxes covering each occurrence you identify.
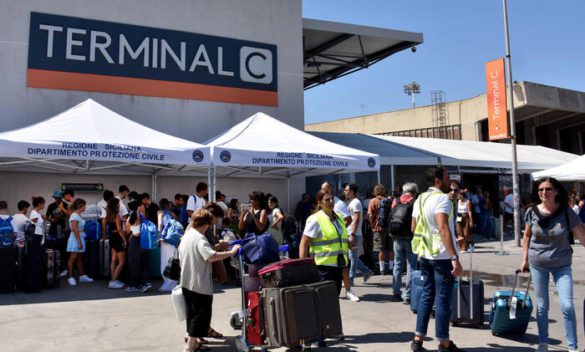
[2,235,585,352]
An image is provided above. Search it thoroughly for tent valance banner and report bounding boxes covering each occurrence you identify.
[207,112,379,172]
[0,99,210,167]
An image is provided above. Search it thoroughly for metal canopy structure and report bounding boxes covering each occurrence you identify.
[303,18,423,89]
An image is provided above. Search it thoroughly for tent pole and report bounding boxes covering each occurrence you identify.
[390,165,395,192]
[152,171,158,202]
[377,169,381,184]
[287,175,290,215]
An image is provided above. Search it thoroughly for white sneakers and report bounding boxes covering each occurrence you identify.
[536,343,547,352]
[345,290,360,302]
[108,280,125,289]
[60,270,68,278]
[68,275,93,286]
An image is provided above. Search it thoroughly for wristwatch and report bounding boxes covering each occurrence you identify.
[450,255,459,261]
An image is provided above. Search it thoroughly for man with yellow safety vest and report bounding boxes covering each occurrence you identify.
[300,189,349,295]
[410,167,464,352]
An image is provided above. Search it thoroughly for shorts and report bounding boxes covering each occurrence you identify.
[109,232,126,252]
[373,231,393,252]
[67,233,86,253]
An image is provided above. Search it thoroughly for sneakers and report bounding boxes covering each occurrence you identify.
[536,343,548,352]
[126,286,141,293]
[363,271,373,283]
[345,290,360,302]
[108,280,124,289]
[469,245,475,253]
[79,275,94,283]
[390,294,404,302]
[403,298,411,305]
[67,277,77,286]
[411,339,426,352]
[141,282,153,292]
[568,349,578,352]
[438,341,464,352]
[60,270,68,278]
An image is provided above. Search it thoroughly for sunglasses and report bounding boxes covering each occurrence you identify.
[450,188,460,193]
[538,187,553,193]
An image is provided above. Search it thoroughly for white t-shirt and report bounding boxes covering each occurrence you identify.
[11,213,29,242]
[217,201,228,215]
[304,210,345,241]
[347,198,363,237]
[116,196,129,218]
[333,196,350,219]
[97,199,107,219]
[29,209,44,236]
[187,194,206,213]
[504,193,514,214]
[178,228,216,295]
[412,187,458,260]
[268,208,284,244]
[573,205,580,215]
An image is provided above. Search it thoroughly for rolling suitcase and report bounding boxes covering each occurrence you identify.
[148,245,161,279]
[451,252,484,328]
[489,269,533,336]
[262,285,321,347]
[44,248,60,288]
[306,280,343,338]
[22,241,44,292]
[257,258,319,288]
[99,239,110,278]
[84,239,99,279]
[246,291,264,346]
[0,246,17,293]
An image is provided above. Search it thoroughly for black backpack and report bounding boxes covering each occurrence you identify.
[389,199,415,239]
[378,197,393,229]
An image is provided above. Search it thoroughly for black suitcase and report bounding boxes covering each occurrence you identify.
[44,248,60,288]
[262,285,322,347]
[306,280,343,338]
[83,239,99,279]
[21,242,44,292]
[0,246,17,293]
[257,258,320,288]
[451,251,485,328]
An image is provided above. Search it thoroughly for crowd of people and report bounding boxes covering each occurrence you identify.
[2,169,585,352]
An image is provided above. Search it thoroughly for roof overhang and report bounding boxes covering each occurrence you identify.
[303,18,423,90]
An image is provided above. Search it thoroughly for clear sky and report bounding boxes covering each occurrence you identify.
[303,0,585,124]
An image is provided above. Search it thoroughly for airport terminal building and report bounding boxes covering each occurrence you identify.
[0,0,422,211]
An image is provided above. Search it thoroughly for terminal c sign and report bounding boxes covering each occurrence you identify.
[27,12,278,106]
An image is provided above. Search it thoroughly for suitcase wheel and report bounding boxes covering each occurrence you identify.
[451,321,459,327]
[230,314,242,330]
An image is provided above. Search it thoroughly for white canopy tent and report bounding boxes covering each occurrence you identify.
[532,154,585,181]
[205,112,380,205]
[0,99,210,198]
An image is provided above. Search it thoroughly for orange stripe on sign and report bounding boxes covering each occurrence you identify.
[27,69,278,107]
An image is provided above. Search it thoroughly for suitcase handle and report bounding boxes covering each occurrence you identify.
[456,250,474,319]
[510,269,531,309]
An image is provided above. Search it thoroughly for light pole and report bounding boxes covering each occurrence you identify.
[404,81,421,108]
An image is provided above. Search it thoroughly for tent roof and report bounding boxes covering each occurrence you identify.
[0,99,210,174]
[205,112,379,177]
[311,132,578,172]
[532,154,585,181]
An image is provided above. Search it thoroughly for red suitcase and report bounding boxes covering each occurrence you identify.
[246,291,264,346]
[257,258,319,288]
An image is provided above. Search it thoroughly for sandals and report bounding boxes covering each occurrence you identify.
[184,335,208,344]
[207,327,223,338]
[185,343,210,352]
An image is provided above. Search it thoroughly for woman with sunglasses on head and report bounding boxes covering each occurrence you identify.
[520,177,585,352]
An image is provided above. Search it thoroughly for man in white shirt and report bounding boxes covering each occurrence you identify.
[97,190,115,219]
[344,184,374,289]
[410,167,463,352]
[187,182,208,218]
[116,185,130,221]
[215,191,228,216]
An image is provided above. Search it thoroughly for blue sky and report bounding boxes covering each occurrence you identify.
[303,1,585,124]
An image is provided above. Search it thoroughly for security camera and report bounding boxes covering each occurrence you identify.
[411,46,417,53]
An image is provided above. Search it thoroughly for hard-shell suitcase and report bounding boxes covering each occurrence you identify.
[99,239,110,278]
[0,246,17,293]
[44,248,60,288]
[257,258,319,288]
[84,239,99,279]
[451,252,484,328]
[262,285,321,347]
[246,291,264,346]
[22,242,44,292]
[410,269,425,313]
[306,280,343,338]
[489,269,533,336]
[148,245,161,279]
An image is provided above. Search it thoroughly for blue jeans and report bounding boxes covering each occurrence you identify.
[349,236,371,280]
[393,238,417,299]
[530,264,577,350]
[415,258,455,340]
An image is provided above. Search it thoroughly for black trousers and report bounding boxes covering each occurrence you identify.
[317,265,343,295]
[128,236,149,287]
[182,288,213,338]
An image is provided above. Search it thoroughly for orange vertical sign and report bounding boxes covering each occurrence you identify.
[486,59,509,140]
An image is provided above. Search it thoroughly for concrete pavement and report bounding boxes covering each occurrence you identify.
[1,236,585,352]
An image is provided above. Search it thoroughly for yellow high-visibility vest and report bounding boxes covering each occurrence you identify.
[412,190,454,258]
[308,210,349,266]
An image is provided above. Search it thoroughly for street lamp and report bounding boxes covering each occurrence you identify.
[404,81,421,108]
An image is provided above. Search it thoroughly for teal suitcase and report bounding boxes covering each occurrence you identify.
[489,269,533,336]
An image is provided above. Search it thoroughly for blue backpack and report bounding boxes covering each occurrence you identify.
[0,216,14,248]
[139,214,159,250]
[241,232,280,265]
[161,212,184,247]
[84,220,101,240]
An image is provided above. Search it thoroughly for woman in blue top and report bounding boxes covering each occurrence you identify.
[66,198,94,287]
[520,178,585,352]
[158,198,181,292]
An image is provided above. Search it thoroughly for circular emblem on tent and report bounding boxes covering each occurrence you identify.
[367,157,376,168]
[220,150,232,163]
[192,150,204,163]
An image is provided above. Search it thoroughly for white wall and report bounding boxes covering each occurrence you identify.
[0,0,304,140]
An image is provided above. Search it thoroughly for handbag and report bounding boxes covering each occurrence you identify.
[170,285,187,321]
[163,249,181,281]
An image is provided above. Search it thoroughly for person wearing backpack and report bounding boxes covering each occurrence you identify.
[0,201,15,247]
[390,183,418,304]
[368,184,394,275]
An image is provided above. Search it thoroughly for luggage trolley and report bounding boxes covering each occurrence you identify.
[231,242,311,352]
